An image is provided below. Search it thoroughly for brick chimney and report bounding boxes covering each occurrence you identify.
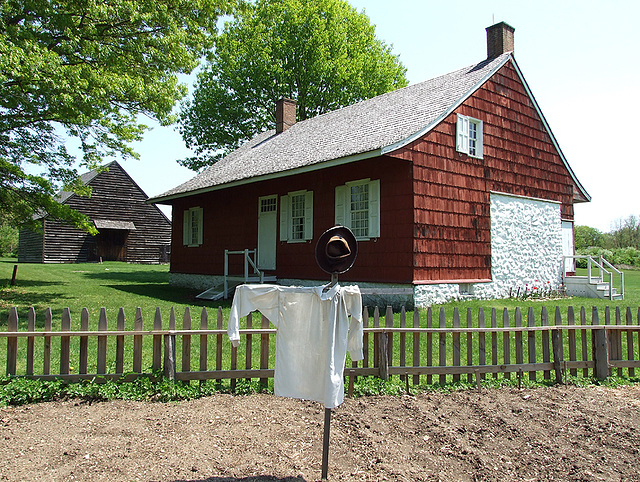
[486,22,515,59]
[276,98,297,134]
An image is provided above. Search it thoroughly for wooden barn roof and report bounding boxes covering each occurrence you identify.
[151,53,589,204]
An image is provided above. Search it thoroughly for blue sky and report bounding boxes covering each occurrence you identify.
[118,0,639,232]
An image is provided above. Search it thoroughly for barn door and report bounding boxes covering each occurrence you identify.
[96,229,128,261]
[257,195,277,270]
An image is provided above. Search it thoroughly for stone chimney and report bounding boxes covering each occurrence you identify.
[486,22,515,59]
[276,98,297,134]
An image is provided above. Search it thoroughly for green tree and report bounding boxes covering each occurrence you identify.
[1,0,231,231]
[609,215,640,249]
[178,0,408,171]
[0,221,19,256]
[574,225,604,250]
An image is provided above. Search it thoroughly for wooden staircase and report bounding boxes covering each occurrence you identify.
[196,249,276,301]
[563,255,624,301]
[563,276,624,300]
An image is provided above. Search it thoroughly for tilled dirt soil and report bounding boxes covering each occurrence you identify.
[1,385,639,481]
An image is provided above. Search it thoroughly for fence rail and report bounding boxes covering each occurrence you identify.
[3,305,640,391]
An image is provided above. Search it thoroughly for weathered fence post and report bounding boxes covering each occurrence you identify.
[200,307,209,374]
[80,308,89,374]
[552,307,564,383]
[27,307,35,376]
[133,308,143,373]
[164,332,177,381]
[626,307,635,378]
[439,307,447,385]
[478,308,485,380]
[399,306,406,382]
[152,308,162,372]
[385,306,393,379]
[413,309,421,386]
[97,308,108,375]
[116,308,126,374]
[60,308,71,375]
[593,328,609,380]
[43,308,52,375]
[452,308,460,383]
[502,308,511,380]
[592,306,609,379]
[426,307,433,385]
[260,314,269,390]
[182,307,192,380]
[373,306,380,368]
[541,307,550,380]
[567,306,577,377]
[378,331,389,381]
[527,307,536,382]
[491,308,498,379]
[245,312,253,382]
[466,308,473,384]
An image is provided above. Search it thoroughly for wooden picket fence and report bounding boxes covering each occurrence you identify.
[2,305,640,391]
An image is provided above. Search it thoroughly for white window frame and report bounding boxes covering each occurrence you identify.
[456,114,483,159]
[183,206,203,247]
[279,190,313,243]
[335,178,380,240]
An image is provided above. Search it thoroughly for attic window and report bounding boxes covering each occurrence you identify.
[456,114,483,159]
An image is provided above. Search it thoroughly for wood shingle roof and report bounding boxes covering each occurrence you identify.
[151,52,589,203]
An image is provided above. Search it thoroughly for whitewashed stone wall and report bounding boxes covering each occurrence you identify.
[414,192,564,306]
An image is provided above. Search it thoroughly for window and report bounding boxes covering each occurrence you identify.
[260,196,277,214]
[183,207,203,246]
[279,190,313,242]
[456,114,483,158]
[335,179,380,239]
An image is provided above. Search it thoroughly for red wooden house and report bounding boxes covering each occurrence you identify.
[150,22,590,306]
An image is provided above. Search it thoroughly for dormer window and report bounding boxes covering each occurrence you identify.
[456,114,483,159]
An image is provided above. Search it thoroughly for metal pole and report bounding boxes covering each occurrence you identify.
[321,407,331,480]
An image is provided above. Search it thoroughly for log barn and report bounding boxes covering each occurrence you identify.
[149,22,590,306]
[19,161,171,264]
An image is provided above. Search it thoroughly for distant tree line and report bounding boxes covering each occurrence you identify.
[575,215,640,268]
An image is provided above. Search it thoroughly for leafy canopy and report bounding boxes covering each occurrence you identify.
[178,0,408,171]
[1,0,230,231]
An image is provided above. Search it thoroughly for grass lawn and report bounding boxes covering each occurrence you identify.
[2,258,639,381]
[0,258,223,330]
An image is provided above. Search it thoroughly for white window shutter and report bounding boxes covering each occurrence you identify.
[279,195,289,241]
[477,120,484,159]
[196,208,203,245]
[335,185,347,226]
[304,191,313,240]
[456,114,469,154]
[368,179,380,237]
[183,210,190,245]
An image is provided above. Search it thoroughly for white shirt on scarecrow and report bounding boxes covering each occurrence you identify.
[228,283,363,409]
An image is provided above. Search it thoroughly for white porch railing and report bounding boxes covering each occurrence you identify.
[224,249,275,299]
[562,255,624,300]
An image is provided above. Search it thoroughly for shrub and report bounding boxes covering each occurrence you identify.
[575,246,640,268]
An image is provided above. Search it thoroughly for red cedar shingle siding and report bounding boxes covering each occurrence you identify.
[170,157,414,284]
[388,61,575,283]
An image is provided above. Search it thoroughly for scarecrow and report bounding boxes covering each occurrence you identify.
[228,226,362,479]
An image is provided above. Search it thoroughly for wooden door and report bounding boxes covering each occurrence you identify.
[257,195,277,270]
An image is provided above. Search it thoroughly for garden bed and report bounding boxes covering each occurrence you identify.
[1,385,639,481]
